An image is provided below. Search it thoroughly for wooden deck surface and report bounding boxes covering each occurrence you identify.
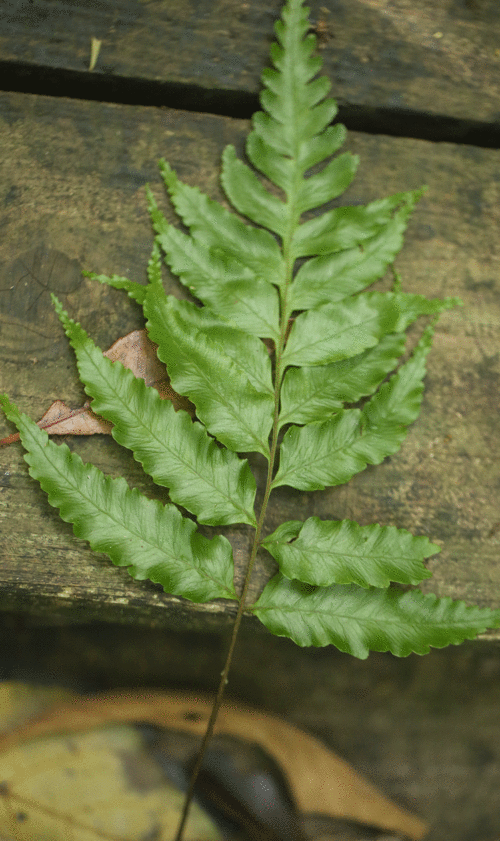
[2,0,500,126]
[0,1,499,635]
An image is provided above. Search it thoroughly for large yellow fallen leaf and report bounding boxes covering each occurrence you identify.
[0,684,221,841]
[0,685,428,840]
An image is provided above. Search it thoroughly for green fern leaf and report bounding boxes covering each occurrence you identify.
[353,321,437,462]
[262,518,436,588]
[147,286,273,398]
[289,190,424,309]
[290,193,415,259]
[52,297,257,528]
[221,145,288,237]
[0,395,236,603]
[278,332,407,428]
[246,120,345,191]
[255,1,336,163]
[281,291,459,368]
[86,240,164,304]
[295,151,359,213]
[148,191,280,339]
[252,576,500,657]
[84,271,148,304]
[273,322,439,491]
[159,160,285,285]
[272,409,364,491]
[146,238,164,286]
[144,285,274,456]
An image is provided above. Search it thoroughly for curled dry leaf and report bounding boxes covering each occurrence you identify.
[0,687,428,840]
[0,330,194,447]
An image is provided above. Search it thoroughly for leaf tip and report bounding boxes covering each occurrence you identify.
[0,393,20,427]
[50,292,62,311]
[159,159,176,189]
[51,294,74,332]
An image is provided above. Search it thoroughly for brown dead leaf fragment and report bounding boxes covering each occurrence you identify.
[0,330,194,447]
[30,399,112,436]
[0,687,428,840]
[103,329,193,412]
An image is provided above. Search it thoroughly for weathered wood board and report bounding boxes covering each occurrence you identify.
[0,90,499,633]
[2,0,500,127]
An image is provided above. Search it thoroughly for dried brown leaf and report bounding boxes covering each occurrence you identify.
[0,330,194,447]
[102,329,193,412]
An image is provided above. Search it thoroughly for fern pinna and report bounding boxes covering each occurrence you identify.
[1,1,499,832]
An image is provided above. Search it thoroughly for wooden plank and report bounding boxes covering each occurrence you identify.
[2,0,500,126]
[0,91,499,633]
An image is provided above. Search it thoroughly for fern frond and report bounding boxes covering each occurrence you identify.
[84,271,148,304]
[159,160,285,284]
[148,191,280,339]
[1,0,497,674]
[282,292,459,369]
[290,190,424,309]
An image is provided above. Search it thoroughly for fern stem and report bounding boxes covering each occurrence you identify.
[173,356,284,841]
